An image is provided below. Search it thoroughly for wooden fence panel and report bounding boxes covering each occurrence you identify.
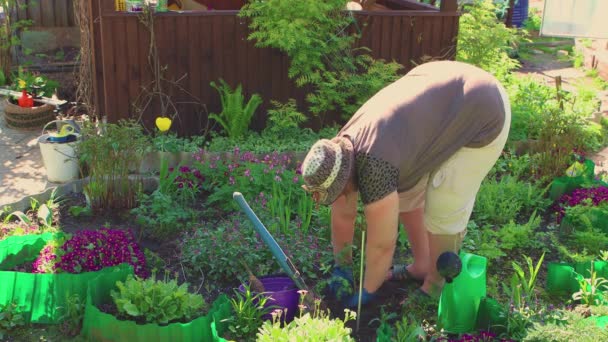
[17,0,75,27]
[91,5,459,135]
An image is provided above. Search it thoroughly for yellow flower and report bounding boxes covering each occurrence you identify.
[18,79,26,89]
[155,116,172,132]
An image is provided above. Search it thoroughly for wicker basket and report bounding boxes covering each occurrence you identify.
[3,99,56,130]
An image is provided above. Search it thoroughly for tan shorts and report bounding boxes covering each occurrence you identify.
[398,84,511,235]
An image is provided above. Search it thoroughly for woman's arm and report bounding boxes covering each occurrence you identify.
[362,191,399,293]
[331,190,359,265]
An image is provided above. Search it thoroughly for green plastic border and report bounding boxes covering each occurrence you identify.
[82,273,233,342]
[0,263,133,324]
[0,233,55,269]
[547,261,608,297]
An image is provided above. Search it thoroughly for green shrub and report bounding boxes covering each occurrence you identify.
[240,0,401,121]
[524,310,608,341]
[456,0,522,81]
[497,211,541,251]
[111,271,206,325]
[473,175,550,226]
[179,214,333,289]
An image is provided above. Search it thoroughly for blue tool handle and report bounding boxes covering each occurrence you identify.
[233,192,301,281]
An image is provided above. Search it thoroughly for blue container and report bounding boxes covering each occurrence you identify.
[511,0,529,28]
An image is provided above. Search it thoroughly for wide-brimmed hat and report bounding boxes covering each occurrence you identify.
[301,137,354,205]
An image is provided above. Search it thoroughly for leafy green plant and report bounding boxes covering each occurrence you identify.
[111,271,206,325]
[209,79,262,139]
[507,252,545,310]
[78,120,150,210]
[0,301,26,339]
[240,0,401,121]
[522,7,542,32]
[9,66,59,98]
[473,175,550,226]
[132,159,200,240]
[0,0,33,80]
[456,0,522,81]
[256,299,355,341]
[223,284,275,342]
[572,263,608,306]
[265,99,307,136]
[180,214,332,289]
[523,309,608,341]
[206,126,338,154]
[153,133,204,153]
[496,211,541,251]
[373,309,426,342]
[58,293,85,337]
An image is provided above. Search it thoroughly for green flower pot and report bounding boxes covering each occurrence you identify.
[82,272,232,342]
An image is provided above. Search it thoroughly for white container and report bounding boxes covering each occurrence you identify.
[38,121,81,183]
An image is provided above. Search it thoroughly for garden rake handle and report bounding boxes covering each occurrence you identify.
[232,192,309,291]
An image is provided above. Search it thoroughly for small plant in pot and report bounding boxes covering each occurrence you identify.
[2,67,59,130]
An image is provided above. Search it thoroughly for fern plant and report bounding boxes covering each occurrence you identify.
[209,79,263,139]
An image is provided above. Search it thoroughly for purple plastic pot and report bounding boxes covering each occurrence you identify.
[238,275,300,323]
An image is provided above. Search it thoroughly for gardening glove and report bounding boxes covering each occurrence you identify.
[327,264,354,301]
[342,288,377,309]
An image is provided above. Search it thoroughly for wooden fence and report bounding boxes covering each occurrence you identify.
[15,0,76,27]
[89,0,461,135]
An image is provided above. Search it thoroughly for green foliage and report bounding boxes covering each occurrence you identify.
[256,304,355,341]
[240,0,401,121]
[240,0,354,86]
[179,214,333,290]
[487,151,532,181]
[572,267,608,306]
[306,54,403,120]
[561,202,608,255]
[194,149,300,212]
[507,253,545,310]
[0,301,26,339]
[209,79,263,139]
[111,271,206,325]
[473,175,550,226]
[58,293,85,337]
[456,0,522,81]
[497,211,541,251]
[505,76,558,143]
[153,133,204,153]
[223,284,274,342]
[205,126,338,154]
[265,99,308,136]
[374,309,426,342]
[9,67,59,98]
[0,0,33,80]
[78,120,150,210]
[132,159,199,240]
[523,8,543,32]
[523,310,608,341]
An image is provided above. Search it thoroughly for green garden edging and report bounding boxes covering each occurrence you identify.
[0,232,55,269]
[0,262,133,324]
[547,261,608,297]
[82,271,233,342]
[549,159,608,201]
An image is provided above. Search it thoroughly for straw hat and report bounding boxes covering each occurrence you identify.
[301,137,354,205]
